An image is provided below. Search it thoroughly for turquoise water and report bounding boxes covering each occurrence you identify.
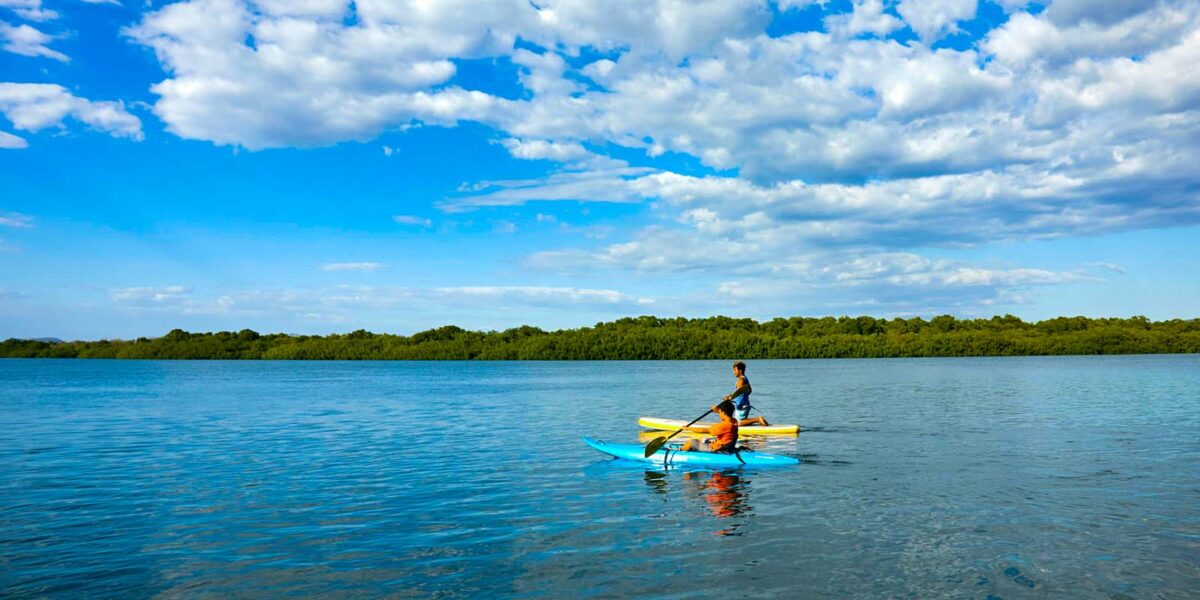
[1,356,1198,598]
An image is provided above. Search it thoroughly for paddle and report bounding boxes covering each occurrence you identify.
[644,408,713,457]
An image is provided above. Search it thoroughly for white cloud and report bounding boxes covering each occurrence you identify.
[500,137,589,162]
[533,0,769,60]
[122,0,780,149]
[777,0,821,9]
[433,285,649,306]
[320,262,383,272]
[251,0,346,18]
[0,83,143,139]
[110,285,191,304]
[0,0,57,22]
[800,253,1087,289]
[534,212,615,238]
[826,0,903,38]
[124,0,521,149]
[1,21,66,60]
[115,0,1200,316]
[992,0,1031,13]
[985,6,1195,68]
[700,250,1096,317]
[393,214,432,226]
[1029,27,1200,118]
[1044,0,1157,27]
[0,129,26,148]
[471,147,1200,251]
[0,211,33,226]
[441,163,654,210]
[1083,261,1126,275]
[896,0,976,43]
[102,283,658,328]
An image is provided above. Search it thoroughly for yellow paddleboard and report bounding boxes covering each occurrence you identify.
[638,416,800,435]
[636,429,708,442]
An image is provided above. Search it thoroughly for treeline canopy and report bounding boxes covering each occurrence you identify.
[3,315,1199,360]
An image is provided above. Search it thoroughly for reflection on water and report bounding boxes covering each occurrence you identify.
[643,470,670,495]
[2,357,1198,598]
[684,471,752,536]
[642,469,753,536]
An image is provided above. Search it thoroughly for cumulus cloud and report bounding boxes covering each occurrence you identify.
[984,5,1195,68]
[114,1,1200,313]
[122,0,781,149]
[896,0,976,43]
[1,21,66,60]
[123,0,520,149]
[0,83,143,140]
[825,0,903,38]
[1044,0,1158,27]
[320,262,383,272]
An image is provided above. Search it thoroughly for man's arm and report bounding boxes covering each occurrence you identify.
[724,377,751,401]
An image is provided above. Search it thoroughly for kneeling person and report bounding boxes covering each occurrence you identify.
[683,400,739,453]
[726,360,769,427]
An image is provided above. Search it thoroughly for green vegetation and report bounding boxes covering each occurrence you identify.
[3,315,1199,360]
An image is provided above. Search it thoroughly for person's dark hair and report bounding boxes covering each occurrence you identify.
[732,361,746,373]
[715,400,735,418]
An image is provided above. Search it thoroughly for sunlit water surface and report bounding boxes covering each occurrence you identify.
[1,356,1198,598]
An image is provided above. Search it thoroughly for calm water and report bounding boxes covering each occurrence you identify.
[1,356,1198,598]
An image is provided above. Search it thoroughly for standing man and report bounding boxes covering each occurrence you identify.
[725,361,770,427]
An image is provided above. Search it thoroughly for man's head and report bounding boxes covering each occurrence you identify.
[732,361,746,375]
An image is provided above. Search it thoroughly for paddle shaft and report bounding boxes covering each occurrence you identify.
[663,409,712,442]
[644,408,712,457]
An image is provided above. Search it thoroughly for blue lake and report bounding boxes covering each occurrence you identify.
[1,356,1198,598]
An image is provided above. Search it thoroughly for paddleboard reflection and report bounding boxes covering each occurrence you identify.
[642,469,753,536]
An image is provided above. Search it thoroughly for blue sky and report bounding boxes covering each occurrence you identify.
[1,0,1198,339]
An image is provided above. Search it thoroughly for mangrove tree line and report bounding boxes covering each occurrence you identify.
[3,315,1199,360]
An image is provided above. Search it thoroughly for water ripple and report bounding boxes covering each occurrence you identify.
[1,356,1198,597]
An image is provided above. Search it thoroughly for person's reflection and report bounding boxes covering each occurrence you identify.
[638,466,755,535]
[643,470,669,495]
[684,470,752,536]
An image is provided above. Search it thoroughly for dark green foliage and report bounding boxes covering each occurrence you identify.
[2,315,1198,360]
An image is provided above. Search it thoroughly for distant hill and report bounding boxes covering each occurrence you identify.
[29,338,64,343]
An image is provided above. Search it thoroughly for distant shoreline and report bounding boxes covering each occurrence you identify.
[4,315,1198,360]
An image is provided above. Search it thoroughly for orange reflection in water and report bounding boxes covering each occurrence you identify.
[683,471,752,536]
